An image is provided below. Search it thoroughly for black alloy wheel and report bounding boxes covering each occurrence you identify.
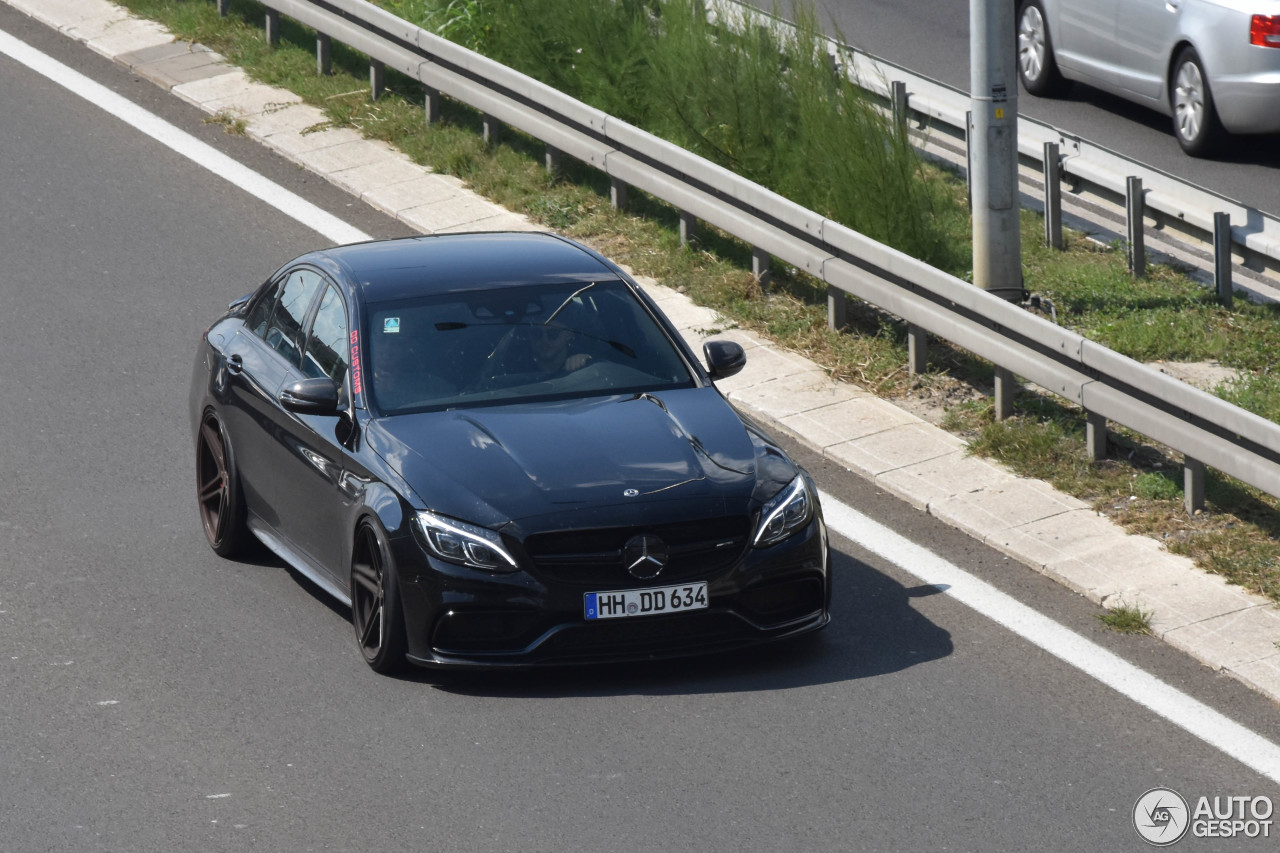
[1017,0,1067,96]
[196,412,248,557]
[351,522,407,673]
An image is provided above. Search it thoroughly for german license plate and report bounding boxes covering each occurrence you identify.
[584,582,708,620]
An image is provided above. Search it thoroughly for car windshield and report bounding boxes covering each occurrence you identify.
[365,279,696,415]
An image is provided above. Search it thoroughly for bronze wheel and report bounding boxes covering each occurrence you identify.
[196,412,247,556]
[351,522,407,673]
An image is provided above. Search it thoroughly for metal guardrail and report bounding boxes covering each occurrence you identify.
[233,0,1280,508]
[712,0,1280,286]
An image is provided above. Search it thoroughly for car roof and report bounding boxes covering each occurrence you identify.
[312,232,622,302]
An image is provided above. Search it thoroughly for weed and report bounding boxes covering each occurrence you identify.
[528,198,583,231]
[1097,602,1154,635]
[1133,471,1182,501]
[203,110,247,135]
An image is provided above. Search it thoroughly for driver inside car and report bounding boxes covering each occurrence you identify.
[527,322,592,376]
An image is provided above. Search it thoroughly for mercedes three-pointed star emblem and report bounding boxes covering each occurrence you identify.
[621,534,668,580]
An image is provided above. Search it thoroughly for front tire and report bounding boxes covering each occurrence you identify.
[1017,0,1067,97]
[1171,47,1224,157]
[196,411,249,557]
[351,522,408,674]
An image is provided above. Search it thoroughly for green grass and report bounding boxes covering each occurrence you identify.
[1022,219,1280,393]
[379,0,971,274]
[1097,602,1154,635]
[108,0,1280,604]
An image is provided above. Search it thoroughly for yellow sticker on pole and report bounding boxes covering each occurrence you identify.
[994,107,1005,119]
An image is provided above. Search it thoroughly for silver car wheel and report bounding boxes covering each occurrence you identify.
[1173,60,1205,143]
[1018,6,1047,83]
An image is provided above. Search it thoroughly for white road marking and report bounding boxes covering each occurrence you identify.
[820,490,1280,786]
[3,19,1277,791]
[0,28,371,246]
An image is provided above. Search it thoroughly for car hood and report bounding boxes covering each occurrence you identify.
[365,388,794,531]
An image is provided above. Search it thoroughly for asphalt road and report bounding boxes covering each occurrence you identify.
[770,0,1280,216]
[1,9,1278,852]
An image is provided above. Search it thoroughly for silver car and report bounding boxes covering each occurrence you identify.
[1017,0,1280,156]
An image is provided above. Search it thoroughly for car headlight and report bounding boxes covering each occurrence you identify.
[753,475,813,547]
[416,510,519,572]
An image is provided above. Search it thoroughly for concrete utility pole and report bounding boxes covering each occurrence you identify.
[970,0,1022,301]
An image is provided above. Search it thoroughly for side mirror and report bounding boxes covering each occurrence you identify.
[279,377,341,415]
[228,291,254,312]
[703,340,746,380]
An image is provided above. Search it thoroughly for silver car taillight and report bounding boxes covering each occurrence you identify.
[1251,15,1280,47]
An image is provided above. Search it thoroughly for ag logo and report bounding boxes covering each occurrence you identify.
[1134,787,1190,846]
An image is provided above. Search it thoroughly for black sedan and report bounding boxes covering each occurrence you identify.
[190,232,830,672]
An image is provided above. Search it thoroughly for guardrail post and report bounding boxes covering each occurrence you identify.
[316,34,331,76]
[1184,456,1205,515]
[1043,142,1062,250]
[993,367,1014,421]
[610,178,628,211]
[892,81,908,137]
[370,60,385,101]
[482,114,499,147]
[908,325,927,375]
[1086,411,1107,461]
[424,87,441,124]
[751,248,771,288]
[827,286,846,331]
[1214,212,1233,308]
[217,0,229,17]
[680,212,696,247]
[545,145,561,177]
[265,9,280,46]
[1126,176,1145,278]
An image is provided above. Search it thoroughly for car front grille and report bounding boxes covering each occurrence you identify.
[523,515,751,586]
[534,610,757,660]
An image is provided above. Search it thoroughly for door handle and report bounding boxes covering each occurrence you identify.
[339,471,369,499]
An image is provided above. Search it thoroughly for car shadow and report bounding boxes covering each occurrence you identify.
[1055,85,1171,136]
[415,550,954,697]
[1211,136,1280,169]
[230,543,354,622]
[1044,85,1280,168]
[236,536,954,694]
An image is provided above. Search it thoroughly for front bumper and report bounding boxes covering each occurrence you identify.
[391,514,830,669]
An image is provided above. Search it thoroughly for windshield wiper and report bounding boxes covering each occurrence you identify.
[544,282,598,326]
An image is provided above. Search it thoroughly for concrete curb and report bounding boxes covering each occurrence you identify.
[13,0,1279,704]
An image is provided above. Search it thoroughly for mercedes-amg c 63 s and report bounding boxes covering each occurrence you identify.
[190,232,830,673]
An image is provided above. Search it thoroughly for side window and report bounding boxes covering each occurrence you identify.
[245,278,282,337]
[302,285,350,383]
[264,269,323,365]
